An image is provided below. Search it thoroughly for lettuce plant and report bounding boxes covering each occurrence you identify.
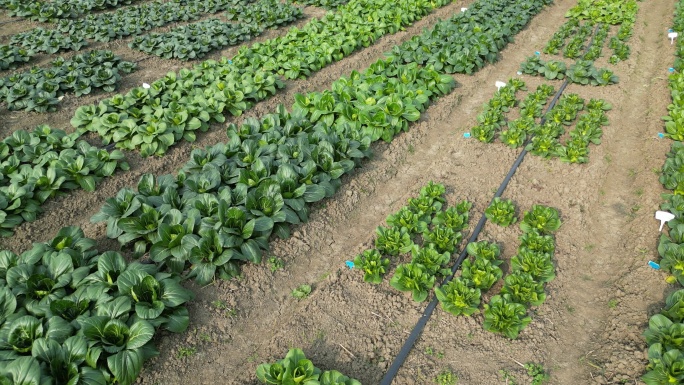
[353,249,390,284]
[500,272,547,307]
[386,207,428,235]
[432,203,471,232]
[519,230,556,254]
[465,241,501,263]
[410,245,450,276]
[375,226,413,256]
[390,263,435,302]
[435,277,481,316]
[483,294,531,339]
[256,348,361,385]
[510,249,555,283]
[423,225,462,254]
[485,197,517,227]
[460,258,502,291]
[520,205,562,234]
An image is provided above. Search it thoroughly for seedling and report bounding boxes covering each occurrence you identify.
[292,284,312,300]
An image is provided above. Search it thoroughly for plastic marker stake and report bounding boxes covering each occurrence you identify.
[656,210,676,231]
[463,132,471,138]
[658,132,666,139]
[670,32,679,45]
[670,67,676,73]
[142,82,150,89]
[534,51,540,56]
[648,261,661,270]
[495,81,506,90]
[517,71,522,75]
[461,7,467,11]
[670,29,675,33]
[345,261,354,269]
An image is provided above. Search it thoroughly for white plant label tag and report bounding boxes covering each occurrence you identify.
[656,210,676,231]
[461,7,467,11]
[670,32,679,44]
[142,83,150,89]
[495,81,506,90]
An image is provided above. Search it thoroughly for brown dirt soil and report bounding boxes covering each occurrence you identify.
[0,0,679,384]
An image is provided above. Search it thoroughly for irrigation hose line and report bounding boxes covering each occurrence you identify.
[379,23,602,384]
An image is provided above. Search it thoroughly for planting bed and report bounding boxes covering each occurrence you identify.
[0,0,680,383]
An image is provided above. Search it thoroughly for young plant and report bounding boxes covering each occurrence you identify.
[422,225,462,254]
[435,277,481,316]
[353,249,390,284]
[500,272,547,307]
[386,207,428,235]
[466,241,502,263]
[510,249,555,283]
[375,226,413,256]
[432,206,469,232]
[519,230,556,255]
[460,258,503,291]
[411,245,451,276]
[485,197,517,227]
[390,262,435,302]
[483,294,532,339]
[520,205,562,234]
[291,284,312,300]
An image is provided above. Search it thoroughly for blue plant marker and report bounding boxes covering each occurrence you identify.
[534,51,540,56]
[345,260,355,269]
[658,133,666,139]
[228,59,233,64]
[670,68,675,73]
[463,132,471,138]
[670,29,675,33]
[649,261,661,270]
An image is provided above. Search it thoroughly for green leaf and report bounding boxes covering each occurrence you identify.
[107,349,143,385]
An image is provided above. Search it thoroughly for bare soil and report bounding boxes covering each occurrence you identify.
[0,0,678,384]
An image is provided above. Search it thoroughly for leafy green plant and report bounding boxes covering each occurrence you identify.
[460,258,502,291]
[386,207,428,234]
[642,343,684,385]
[465,241,501,263]
[434,369,458,385]
[390,263,435,302]
[353,249,390,284]
[432,203,471,232]
[519,230,556,254]
[485,197,517,226]
[483,294,531,339]
[411,245,451,276]
[500,272,547,306]
[520,205,562,234]
[291,284,311,300]
[375,226,414,256]
[525,362,550,385]
[510,249,555,283]
[256,348,361,385]
[435,277,481,316]
[422,225,462,254]
[644,314,684,352]
[662,289,684,323]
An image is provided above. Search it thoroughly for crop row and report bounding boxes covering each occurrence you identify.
[0,226,194,385]
[129,0,304,61]
[0,0,141,21]
[0,0,256,70]
[479,201,561,339]
[471,80,611,163]
[292,0,348,9]
[71,0,458,156]
[642,0,684,383]
[0,126,129,237]
[353,182,472,299]
[0,50,136,113]
[353,185,561,340]
[520,56,619,85]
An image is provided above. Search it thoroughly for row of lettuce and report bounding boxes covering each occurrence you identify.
[0,0,461,238]
[643,0,684,383]
[471,81,611,164]
[352,182,561,339]
[0,0,555,383]
[1,0,303,114]
[0,0,261,69]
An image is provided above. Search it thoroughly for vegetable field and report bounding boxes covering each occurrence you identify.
[0,0,679,383]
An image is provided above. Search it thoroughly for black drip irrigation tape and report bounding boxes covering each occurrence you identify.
[379,23,602,384]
